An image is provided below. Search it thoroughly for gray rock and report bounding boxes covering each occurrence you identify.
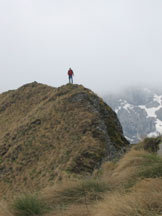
[103,87,162,143]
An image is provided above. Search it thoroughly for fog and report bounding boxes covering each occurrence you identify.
[0,0,162,94]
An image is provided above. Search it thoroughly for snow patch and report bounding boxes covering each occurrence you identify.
[125,136,134,142]
[153,94,162,104]
[139,96,162,136]
[118,100,134,113]
[147,131,159,138]
[115,106,121,113]
[139,94,162,118]
[139,105,156,118]
[123,103,133,112]
[116,94,162,140]
[156,119,162,134]
[115,100,134,113]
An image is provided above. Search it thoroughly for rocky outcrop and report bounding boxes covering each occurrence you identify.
[0,82,129,193]
[104,87,162,143]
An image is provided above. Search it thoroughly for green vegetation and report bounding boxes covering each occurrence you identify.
[134,136,162,152]
[57,179,109,205]
[139,153,162,178]
[12,194,48,216]
[40,178,110,212]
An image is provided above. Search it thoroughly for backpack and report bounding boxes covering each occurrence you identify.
[68,69,73,76]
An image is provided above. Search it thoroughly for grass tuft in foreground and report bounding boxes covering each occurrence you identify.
[12,193,48,216]
[41,178,109,210]
[94,178,162,216]
[58,179,109,204]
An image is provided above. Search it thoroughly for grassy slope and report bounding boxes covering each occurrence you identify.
[0,138,162,215]
[1,137,162,216]
[43,137,162,216]
[0,82,128,196]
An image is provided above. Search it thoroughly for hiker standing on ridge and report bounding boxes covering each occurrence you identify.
[68,68,74,84]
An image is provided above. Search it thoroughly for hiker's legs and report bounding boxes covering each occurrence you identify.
[69,75,73,84]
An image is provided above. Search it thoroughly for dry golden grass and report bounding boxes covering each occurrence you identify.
[40,179,108,216]
[2,141,162,216]
[2,83,162,216]
[40,178,109,210]
[0,201,13,216]
[100,149,148,189]
[45,204,92,216]
[0,82,128,196]
[41,147,162,215]
[44,176,162,216]
[100,161,116,176]
[92,144,162,216]
[94,178,162,216]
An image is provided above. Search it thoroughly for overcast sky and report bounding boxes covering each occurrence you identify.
[0,0,162,94]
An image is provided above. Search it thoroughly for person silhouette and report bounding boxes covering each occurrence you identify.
[68,68,74,84]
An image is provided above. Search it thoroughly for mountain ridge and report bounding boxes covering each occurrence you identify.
[0,82,129,195]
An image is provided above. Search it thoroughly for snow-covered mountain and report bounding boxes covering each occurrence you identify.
[103,87,162,143]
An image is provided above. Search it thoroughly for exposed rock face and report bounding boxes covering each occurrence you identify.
[0,82,129,193]
[103,87,162,143]
[156,108,162,121]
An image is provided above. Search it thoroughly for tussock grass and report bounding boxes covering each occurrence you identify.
[92,143,162,216]
[41,178,109,210]
[134,137,162,152]
[12,193,48,216]
[103,149,147,187]
[11,141,162,216]
[45,204,92,216]
[100,161,116,177]
[101,147,162,186]
[0,201,13,216]
[138,153,162,178]
[94,178,162,216]
[2,133,162,216]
